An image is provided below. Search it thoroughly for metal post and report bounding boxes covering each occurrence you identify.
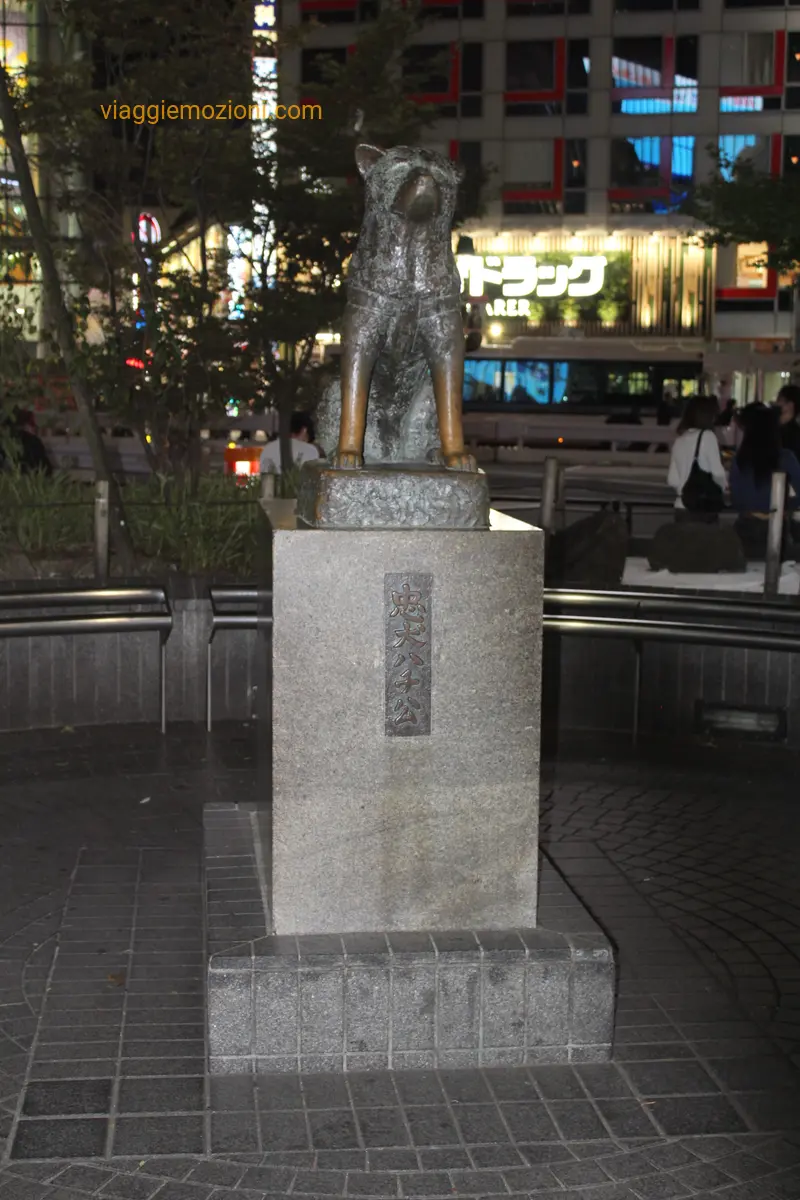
[541,457,561,533]
[94,480,110,583]
[159,636,167,734]
[206,640,213,733]
[632,641,642,747]
[764,471,787,597]
[555,461,567,531]
[260,471,275,502]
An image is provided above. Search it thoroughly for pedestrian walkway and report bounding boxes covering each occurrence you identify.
[0,725,798,1198]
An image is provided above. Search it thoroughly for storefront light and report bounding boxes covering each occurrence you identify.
[489,322,504,339]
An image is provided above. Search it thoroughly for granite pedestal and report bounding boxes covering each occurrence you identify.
[205,519,616,1071]
[271,528,542,934]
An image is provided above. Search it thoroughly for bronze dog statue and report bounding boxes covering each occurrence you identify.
[326,144,476,472]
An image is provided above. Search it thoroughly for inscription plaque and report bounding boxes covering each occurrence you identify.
[384,573,432,737]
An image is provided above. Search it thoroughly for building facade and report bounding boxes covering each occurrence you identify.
[281,0,800,406]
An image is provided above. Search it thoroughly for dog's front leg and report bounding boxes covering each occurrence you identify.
[423,308,477,473]
[331,304,380,469]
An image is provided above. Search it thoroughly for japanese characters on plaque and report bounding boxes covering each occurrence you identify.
[384,574,432,738]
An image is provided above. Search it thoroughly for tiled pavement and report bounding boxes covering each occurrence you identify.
[0,726,799,1198]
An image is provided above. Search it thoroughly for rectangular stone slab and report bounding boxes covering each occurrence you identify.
[269,528,543,935]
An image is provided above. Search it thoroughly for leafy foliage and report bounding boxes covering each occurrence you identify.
[0,469,263,576]
[692,149,800,275]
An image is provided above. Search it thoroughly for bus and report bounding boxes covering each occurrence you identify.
[464,350,703,413]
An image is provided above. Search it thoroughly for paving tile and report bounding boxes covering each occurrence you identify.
[356,1108,412,1148]
[403,1106,460,1147]
[622,1061,720,1097]
[258,1109,311,1151]
[546,1101,610,1141]
[112,1116,205,1156]
[451,1104,510,1145]
[95,1175,164,1199]
[11,1117,108,1159]
[499,1103,560,1142]
[148,1184,215,1200]
[645,1096,748,1137]
[117,1077,205,1114]
[308,1109,362,1150]
[47,1165,118,1191]
[22,1079,113,1117]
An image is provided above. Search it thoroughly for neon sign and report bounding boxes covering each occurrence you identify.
[457,253,608,317]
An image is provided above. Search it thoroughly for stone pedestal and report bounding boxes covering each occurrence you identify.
[204,517,617,1072]
[271,528,542,935]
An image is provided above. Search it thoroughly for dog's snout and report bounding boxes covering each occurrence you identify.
[392,170,441,222]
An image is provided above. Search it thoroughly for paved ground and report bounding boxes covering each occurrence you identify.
[0,725,799,1198]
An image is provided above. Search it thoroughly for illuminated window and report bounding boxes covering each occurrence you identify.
[721,33,774,86]
[609,137,694,213]
[611,36,698,114]
[718,134,769,178]
[736,244,769,289]
[719,32,780,111]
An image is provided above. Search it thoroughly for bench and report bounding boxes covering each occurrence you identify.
[0,587,172,732]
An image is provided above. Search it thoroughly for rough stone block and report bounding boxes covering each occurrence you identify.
[296,460,490,531]
[254,971,297,1056]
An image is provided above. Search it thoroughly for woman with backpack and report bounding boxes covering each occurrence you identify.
[667,394,728,523]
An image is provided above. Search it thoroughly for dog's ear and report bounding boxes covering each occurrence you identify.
[355,144,385,178]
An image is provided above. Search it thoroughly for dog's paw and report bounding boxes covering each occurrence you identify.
[329,450,364,469]
[443,451,477,472]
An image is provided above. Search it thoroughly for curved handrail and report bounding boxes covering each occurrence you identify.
[543,613,800,653]
[0,587,169,610]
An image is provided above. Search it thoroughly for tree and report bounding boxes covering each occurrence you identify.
[0,60,135,567]
[692,148,800,275]
[6,0,258,490]
[2,0,483,497]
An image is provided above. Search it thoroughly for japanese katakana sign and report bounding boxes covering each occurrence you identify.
[456,253,608,318]
[385,574,432,738]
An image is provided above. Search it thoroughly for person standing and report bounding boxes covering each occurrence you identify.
[666,394,727,522]
[730,403,800,560]
[259,411,320,475]
[1,408,53,474]
[775,384,800,460]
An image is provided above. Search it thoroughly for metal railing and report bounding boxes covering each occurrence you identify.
[206,583,800,744]
[539,458,793,596]
[0,586,172,732]
[3,581,797,740]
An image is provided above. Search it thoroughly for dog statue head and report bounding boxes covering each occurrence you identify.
[355,144,463,227]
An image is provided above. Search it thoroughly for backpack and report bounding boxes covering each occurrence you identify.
[682,431,724,513]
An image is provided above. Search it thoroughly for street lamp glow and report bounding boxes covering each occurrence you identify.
[489,322,503,339]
